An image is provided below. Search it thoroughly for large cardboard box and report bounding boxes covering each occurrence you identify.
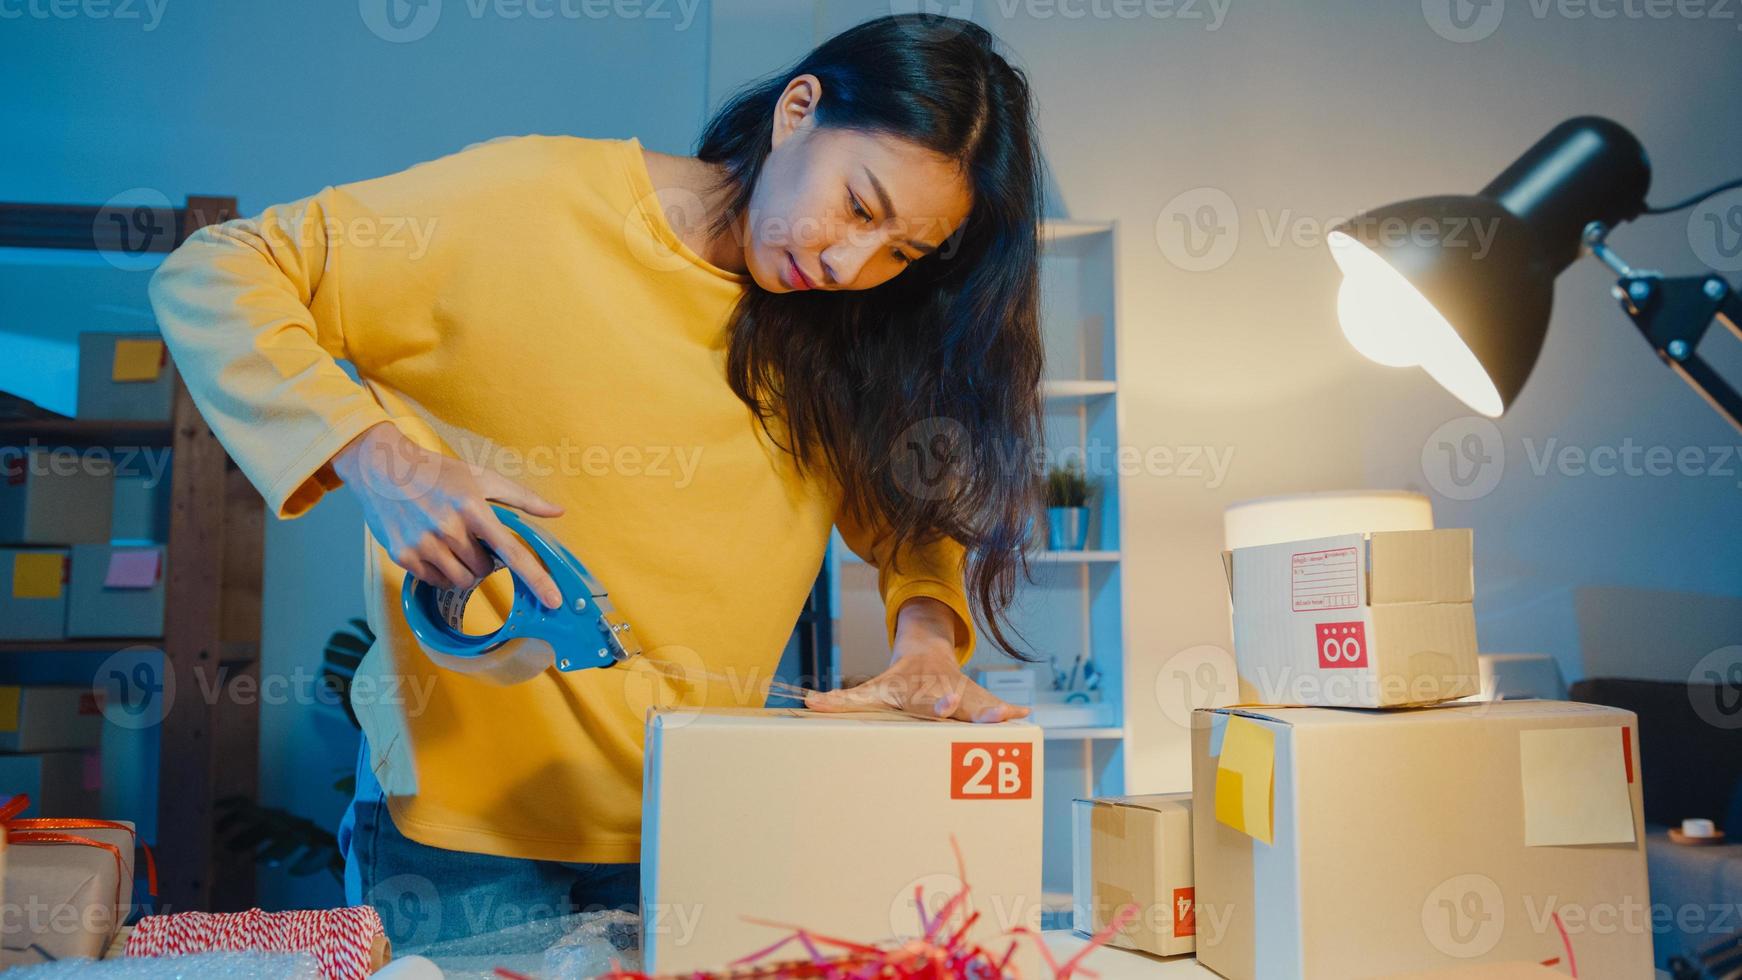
[1071,793,1194,957]
[0,686,104,752]
[0,548,70,641]
[66,543,166,638]
[1223,529,1478,708]
[77,332,177,422]
[0,448,114,545]
[1191,700,1652,980]
[642,707,1044,976]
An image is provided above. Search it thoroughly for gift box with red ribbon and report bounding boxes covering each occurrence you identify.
[0,794,156,966]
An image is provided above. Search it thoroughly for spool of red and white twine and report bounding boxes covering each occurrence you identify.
[125,906,392,979]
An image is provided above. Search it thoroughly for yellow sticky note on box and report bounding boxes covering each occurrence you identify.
[111,338,165,382]
[0,686,19,732]
[1519,726,1635,846]
[11,552,65,600]
[1214,715,1274,844]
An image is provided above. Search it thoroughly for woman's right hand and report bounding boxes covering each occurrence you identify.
[331,421,566,608]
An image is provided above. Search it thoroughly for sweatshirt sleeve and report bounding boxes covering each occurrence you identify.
[149,187,396,519]
[836,506,979,666]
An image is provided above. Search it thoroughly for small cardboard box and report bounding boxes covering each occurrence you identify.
[66,544,166,639]
[0,448,115,545]
[0,751,102,818]
[1223,529,1478,708]
[1191,700,1652,980]
[76,332,176,422]
[1071,793,1194,957]
[0,686,104,753]
[0,548,71,641]
[642,707,1044,976]
[0,817,137,967]
[110,468,172,543]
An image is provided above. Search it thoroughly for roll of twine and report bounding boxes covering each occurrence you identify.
[124,906,391,979]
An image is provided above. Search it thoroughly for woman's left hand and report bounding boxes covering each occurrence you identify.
[805,630,1030,724]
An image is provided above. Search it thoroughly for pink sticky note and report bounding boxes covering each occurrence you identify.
[104,549,161,589]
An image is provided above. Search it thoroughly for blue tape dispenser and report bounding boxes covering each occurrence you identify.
[401,505,642,685]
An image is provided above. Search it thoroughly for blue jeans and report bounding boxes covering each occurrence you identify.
[338,739,638,951]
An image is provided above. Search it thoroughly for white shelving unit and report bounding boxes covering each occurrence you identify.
[826,218,1128,907]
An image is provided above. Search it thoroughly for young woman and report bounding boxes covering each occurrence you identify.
[151,15,1045,948]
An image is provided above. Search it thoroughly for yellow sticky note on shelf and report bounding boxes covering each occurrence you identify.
[0,686,20,732]
[11,552,65,600]
[1214,715,1274,844]
[1519,726,1635,846]
[111,338,165,382]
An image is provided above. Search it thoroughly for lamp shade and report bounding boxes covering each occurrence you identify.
[1329,117,1652,416]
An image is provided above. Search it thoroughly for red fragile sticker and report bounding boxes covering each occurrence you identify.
[950,742,1032,800]
[1173,887,1195,937]
[1315,621,1368,669]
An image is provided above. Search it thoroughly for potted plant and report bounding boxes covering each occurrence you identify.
[1042,462,1092,551]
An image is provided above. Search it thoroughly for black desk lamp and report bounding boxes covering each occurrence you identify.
[1327,116,1742,431]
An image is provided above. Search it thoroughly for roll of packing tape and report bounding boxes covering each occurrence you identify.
[411,553,558,686]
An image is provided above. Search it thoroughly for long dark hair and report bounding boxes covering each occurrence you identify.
[697,15,1045,662]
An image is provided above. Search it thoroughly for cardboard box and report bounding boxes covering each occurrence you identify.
[110,467,172,543]
[1191,700,1652,980]
[1223,529,1478,708]
[0,751,102,818]
[0,548,70,641]
[76,332,177,422]
[0,448,115,545]
[0,686,103,752]
[66,544,166,638]
[642,707,1044,976]
[1071,793,1194,957]
[0,818,137,967]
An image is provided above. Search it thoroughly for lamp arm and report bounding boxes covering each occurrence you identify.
[1584,223,1742,433]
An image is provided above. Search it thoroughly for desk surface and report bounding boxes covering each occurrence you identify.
[1041,930,1216,977]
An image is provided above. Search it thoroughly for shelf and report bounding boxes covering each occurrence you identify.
[0,418,173,447]
[0,639,161,653]
[1041,379,1116,400]
[1040,725,1124,741]
[1032,550,1119,563]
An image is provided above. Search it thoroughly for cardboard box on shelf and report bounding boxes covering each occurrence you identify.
[642,707,1044,976]
[0,686,103,752]
[65,544,165,639]
[1223,529,1478,708]
[0,815,138,967]
[110,468,172,543]
[0,548,71,641]
[1071,793,1194,957]
[0,448,115,546]
[1191,700,1652,980]
[0,751,102,818]
[76,332,177,422]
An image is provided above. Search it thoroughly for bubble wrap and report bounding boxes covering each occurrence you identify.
[1,951,323,980]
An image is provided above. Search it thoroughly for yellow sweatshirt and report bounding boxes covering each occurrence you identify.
[149,134,977,862]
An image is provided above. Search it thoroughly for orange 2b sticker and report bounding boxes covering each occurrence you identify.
[1173,887,1195,936]
[950,742,1032,799]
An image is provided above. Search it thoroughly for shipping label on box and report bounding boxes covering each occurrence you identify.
[642,707,1044,976]
[1190,700,1652,980]
[1223,529,1478,708]
[1071,793,1194,957]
